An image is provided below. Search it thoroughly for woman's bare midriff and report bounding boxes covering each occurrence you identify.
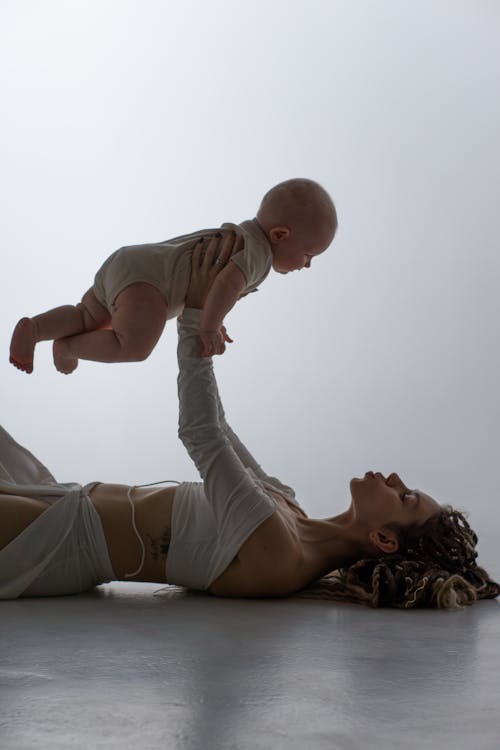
[89,483,177,583]
[1,483,306,595]
[91,483,306,594]
[0,483,176,584]
[90,484,305,594]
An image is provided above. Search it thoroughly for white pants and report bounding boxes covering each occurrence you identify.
[0,424,115,599]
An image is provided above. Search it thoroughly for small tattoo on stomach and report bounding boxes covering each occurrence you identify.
[147,527,171,562]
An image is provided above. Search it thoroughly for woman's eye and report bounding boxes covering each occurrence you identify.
[400,491,416,502]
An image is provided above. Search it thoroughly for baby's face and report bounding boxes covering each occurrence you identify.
[270,228,332,274]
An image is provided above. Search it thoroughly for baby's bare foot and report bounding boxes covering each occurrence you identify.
[10,317,37,373]
[53,339,78,374]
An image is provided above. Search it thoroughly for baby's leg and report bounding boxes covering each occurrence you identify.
[9,289,111,374]
[53,282,168,372]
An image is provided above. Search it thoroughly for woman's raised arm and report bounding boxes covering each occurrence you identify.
[182,234,298,502]
[177,307,276,533]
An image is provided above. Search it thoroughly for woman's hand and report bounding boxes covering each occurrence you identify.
[185,230,243,310]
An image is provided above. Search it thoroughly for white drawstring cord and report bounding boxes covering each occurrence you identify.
[124,480,181,579]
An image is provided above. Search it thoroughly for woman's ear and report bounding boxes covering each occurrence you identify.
[368,528,399,555]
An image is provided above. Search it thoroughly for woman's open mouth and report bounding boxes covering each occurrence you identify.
[365,471,385,480]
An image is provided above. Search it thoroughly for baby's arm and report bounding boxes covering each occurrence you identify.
[199,261,246,357]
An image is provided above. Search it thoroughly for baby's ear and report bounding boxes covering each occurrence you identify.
[269,226,290,243]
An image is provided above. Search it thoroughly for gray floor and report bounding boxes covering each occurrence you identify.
[1,582,499,750]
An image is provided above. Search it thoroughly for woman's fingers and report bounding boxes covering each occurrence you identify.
[192,239,204,269]
[210,230,241,269]
[234,233,245,253]
[216,232,239,268]
[226,230,244,256]
[206,231,233,271]
[196,229,242,278]
[201,234,219,269]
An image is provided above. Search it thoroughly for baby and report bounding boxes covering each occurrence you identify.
[9,177,337,373]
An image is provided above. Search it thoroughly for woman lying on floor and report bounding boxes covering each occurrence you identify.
[1,235,499,609]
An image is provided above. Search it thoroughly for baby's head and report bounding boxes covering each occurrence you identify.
[256,178,337,273]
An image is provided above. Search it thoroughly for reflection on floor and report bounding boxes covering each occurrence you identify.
[1,579,500,749]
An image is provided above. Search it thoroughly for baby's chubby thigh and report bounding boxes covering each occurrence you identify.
[79,288,112,330]
[111,282,169,360]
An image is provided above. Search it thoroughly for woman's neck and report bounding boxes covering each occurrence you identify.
[296,510,367,580]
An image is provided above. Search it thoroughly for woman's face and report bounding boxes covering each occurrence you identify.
[349,472,441,551]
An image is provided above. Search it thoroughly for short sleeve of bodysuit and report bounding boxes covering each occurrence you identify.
[220,220,272,292]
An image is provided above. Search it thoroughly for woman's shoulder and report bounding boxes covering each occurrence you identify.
[208,502,307,597]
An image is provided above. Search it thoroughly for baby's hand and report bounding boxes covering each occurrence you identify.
[200,326,233,358]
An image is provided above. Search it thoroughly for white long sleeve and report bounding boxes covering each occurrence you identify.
[177,309,282,533]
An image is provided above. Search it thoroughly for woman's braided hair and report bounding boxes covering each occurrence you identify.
[295,506,500,609]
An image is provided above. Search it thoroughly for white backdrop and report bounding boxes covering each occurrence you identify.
[1,1,499,571]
